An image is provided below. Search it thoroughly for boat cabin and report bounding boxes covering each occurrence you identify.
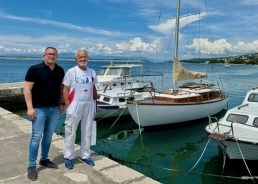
[97,64,143,83]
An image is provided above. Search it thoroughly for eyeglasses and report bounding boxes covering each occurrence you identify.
[45,53,58,57]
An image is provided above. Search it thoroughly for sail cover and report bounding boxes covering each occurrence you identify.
[173,58,207,82]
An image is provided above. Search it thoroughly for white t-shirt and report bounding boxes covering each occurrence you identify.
[63,66,97,102]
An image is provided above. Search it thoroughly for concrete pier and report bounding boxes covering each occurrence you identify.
[0,82,24,110]
[0,82,160,184]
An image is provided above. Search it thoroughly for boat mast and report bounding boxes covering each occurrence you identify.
[173,0,180,90]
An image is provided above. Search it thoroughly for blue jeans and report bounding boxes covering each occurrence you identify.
[28,107,60,167]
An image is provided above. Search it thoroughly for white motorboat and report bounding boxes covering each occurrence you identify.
[206,87,258,160]
[95,61,155,119]
[96,61,152,90]
[127,0,229,127]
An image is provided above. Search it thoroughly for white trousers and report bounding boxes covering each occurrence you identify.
[64,101,95,160]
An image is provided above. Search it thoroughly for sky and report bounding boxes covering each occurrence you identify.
[1,0,258,61]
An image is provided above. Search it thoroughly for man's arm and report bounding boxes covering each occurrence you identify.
[63,85,70,109]
[59,84,65,113]
[93,85,97,100]
[23,81,35,119]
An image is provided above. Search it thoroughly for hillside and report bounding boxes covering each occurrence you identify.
[182,53,258,65]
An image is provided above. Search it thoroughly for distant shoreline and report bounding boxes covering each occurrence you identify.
[1,53,258,64]
[0,56,74,61]
[0,56,144,62]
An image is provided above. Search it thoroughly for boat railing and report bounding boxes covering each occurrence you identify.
[123,73,163,81]
[210,120,257,140]
[237,103,249,110]
[116,91,133,97]
[208,116,235,136]
[99,73,162,84]
[208,116,219,130]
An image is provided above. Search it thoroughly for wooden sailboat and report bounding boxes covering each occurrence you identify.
[127,0,229,127]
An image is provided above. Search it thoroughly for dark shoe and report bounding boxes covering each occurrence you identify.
[79,157,95,166]
[27,166,37,181]
[65,159,74,170]
[39,159,58,169]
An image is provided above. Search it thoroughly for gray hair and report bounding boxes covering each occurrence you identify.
[75,49,88,58]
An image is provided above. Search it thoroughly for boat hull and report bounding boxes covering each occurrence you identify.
[95,105,129,119]
[217,139,258,160]
[128,97,229,127]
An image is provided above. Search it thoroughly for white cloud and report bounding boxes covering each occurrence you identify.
[0,34,157,56]
[148,12,207,35]
[187,38,258,56]
[0,12,131,37]
[138,8,159,17]
[232,40,258,54]
[88,43,114,55]
[242,0,258,6]
[116,37,157,53]
[187,38,231,55]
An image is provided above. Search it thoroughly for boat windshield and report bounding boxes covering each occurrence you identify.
[247,93,258,102]
[122,68,130,76]
[99,68,106,75]
[106,68,122,75]
[226,113,248,124]
[100,67,123,76]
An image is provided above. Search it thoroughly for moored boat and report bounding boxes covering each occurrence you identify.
[127,0,229,127]
[95,61,155,119]
[206,87,258,160]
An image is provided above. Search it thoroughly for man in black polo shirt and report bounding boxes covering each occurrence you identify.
[23,47,65,181]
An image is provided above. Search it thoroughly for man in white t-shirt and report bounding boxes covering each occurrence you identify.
[62,49,97,170]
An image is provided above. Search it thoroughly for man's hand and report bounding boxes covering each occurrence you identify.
[27,107,36,120]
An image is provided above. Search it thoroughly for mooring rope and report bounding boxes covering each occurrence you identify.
[96,108,122,123]
[188,117,218,172]
[188,138,211,172]
[135,103,143,139]
[117,158,258,181]
[107,108,127,131]
[222,150,226,176]
[154,164,258,181]
[235,138,255,183]
[134,102,155,177]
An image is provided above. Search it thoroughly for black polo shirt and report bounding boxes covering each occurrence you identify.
[25,62,64,108]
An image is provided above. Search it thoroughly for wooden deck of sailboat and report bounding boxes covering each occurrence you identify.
[133,89,224,104]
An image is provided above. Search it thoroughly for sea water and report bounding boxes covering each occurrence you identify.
[1,58,258,184]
